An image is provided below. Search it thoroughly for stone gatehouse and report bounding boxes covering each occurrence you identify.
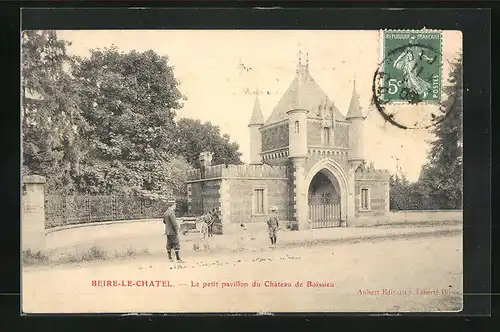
[186,55,389,230]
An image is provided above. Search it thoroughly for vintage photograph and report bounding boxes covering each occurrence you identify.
[21,29,463,313]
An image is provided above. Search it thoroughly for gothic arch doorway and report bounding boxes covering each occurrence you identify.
[306,159,348,228]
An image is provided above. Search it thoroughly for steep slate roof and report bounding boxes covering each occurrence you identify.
[264,62,345,126]
[345,79,364,119]
[248,96,264,125]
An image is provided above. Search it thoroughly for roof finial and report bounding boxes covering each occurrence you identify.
[297,43,302,72]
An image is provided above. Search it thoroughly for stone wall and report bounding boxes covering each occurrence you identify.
[188,164,288,181]
[263,156,288,166]
[350,210,463,227]
[334,122,350,148]
[187,163,289,227]
[189,182,203,215]
[304,150,350,174]
[354,169,390,217]
[225,178,289,224]
[224,164,287,178]
[202,180,222,213]
[307,120,322,146]
[189,180,221,215]
[261,122,289,152]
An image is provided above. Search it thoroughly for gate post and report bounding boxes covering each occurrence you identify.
[291,157,309,231]
[21,175,46,251]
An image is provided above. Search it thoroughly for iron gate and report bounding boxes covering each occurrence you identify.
[308,193,341,228]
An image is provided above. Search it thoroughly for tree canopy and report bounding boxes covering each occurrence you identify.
[174,118,243,168]
[22,30,86,195]
[418,58,463,209]
[71,46,187,195]
[22,33,243,199]
[388,57,463,210]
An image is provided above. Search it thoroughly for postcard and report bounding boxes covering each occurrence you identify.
[21,29,463,313]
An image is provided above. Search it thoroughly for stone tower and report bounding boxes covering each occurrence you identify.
[346,78,365,163]
[286,51,311,231]
[345,78,365,220]
[248,95,264,165]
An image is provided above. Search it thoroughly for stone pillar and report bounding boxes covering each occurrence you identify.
[21,175,46,251]
[291,157,309,231]
[346,160,362,227]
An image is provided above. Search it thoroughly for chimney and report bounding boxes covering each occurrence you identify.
[199,151,213,179]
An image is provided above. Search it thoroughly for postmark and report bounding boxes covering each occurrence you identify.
[380,29,442,104]
[372,29,459,130]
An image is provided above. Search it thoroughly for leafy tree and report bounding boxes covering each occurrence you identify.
[389,174,411,210]
[418,57,463,209]
[356,160,375,172]
[21,30,86,194]
[72,47,187,195]
[174,118,243,167]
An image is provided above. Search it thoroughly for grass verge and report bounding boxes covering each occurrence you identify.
[22,245,151,266]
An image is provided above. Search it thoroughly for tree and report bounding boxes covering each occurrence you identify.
[389,174,411,210]
[418,57,463,209]
[72,47,187,195]
[174,118,243,167]
[21,30,86,194]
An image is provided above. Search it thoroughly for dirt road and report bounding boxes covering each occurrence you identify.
[22,233,462,313]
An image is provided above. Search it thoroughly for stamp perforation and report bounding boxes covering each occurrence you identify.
[378,28,443,105]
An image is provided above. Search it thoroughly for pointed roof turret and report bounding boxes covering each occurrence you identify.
[264,52,345,125]
[248,95,264,126]
[346,77,364,119]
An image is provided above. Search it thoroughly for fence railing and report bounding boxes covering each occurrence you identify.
[45,194,183,228]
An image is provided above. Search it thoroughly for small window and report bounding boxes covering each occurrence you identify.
[360,188,369,210]
[254,189,264,214]
[323,127,330,145]
[294,121,299,133]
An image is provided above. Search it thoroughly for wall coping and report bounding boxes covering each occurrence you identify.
[23,175,46,184]
[390,210,463,213]
[186,177,289,183]
[46,218,163,234]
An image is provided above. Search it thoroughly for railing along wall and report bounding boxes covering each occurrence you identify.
[44,194,176,228]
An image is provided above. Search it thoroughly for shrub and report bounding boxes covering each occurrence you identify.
[288,220,299,231]
[22,249,50,265]
[80,245,107,261]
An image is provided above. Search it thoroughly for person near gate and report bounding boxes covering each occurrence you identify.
[207,209,216,237]
[163,199,184,263]
[267,206,279,246]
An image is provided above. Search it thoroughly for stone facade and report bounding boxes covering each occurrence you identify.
[261,122,289,152]
[187,56,389,232]
[187,165,289,225]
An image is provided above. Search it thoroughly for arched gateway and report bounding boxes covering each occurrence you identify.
[305,159,349,228]
[186,54,390,230]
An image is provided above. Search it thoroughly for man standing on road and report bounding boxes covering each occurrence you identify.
[163,199,184,263]
[267,206,279,246]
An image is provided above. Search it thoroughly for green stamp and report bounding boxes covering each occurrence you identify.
[380,30,442,104]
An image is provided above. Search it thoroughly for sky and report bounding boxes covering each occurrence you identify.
[56,30,462,182]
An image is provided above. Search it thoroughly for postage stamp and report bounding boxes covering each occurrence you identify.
[379,29,443,104]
